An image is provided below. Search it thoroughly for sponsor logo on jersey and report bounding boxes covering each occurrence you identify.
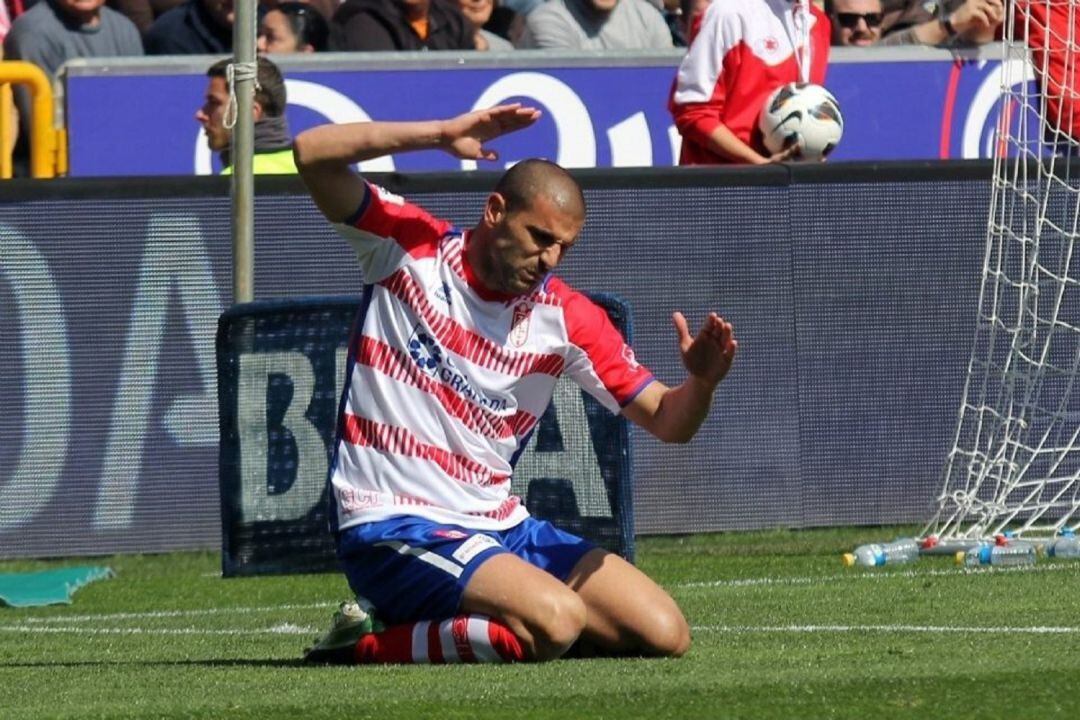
[622,345,641,371]
[407,324,509,411]
[409,330,442,371]
[509,302,532,348]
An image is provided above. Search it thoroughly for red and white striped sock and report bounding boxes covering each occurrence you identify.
[354,614,525,664]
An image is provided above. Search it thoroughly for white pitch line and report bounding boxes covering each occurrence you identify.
[0,624,319,636]
[691,624,1080,635]
[674,560,1080,590]
[19,602,336,624]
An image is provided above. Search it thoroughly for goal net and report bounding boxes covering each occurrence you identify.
[924,0,1079,541]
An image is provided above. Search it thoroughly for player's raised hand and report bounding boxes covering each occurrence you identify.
[441,104,543,161]
[673,311,738,388]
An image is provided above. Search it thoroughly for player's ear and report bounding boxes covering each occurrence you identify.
[484,192,507,227]
[252,100,265,122]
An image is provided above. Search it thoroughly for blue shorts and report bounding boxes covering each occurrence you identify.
[336,516,595,626]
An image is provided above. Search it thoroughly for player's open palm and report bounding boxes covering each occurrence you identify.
[673,311,738,388]
[443,104,542,161]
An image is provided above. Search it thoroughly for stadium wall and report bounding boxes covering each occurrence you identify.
[0,162,992,558]
[62,46,1018,176]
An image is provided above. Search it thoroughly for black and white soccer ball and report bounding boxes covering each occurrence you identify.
[758,83,844,161]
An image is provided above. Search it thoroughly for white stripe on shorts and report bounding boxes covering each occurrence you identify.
[376,540,464,578]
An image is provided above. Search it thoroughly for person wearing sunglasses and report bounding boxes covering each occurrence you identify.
[826,0,1002,46]
[827,0,883,46]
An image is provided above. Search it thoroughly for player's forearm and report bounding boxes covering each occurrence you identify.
[293,119,448,168]
[641,376,718,444]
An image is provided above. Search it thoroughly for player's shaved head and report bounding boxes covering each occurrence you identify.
[494,159,585,221]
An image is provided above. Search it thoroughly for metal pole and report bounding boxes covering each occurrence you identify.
[231,0,257,303]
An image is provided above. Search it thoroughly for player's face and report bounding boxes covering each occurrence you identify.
[195,76,231,152]
[484,193,582,295]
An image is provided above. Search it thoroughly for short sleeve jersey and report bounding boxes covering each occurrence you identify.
[328,184,655,532]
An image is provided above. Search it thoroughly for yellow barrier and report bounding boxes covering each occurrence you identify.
[0,61,63,179]
[1,82,12,179]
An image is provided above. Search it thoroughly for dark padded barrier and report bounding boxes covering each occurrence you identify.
[216,295,635,576]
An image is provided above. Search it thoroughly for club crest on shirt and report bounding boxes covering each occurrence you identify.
[509,302,532,348]
[758,36,781,55]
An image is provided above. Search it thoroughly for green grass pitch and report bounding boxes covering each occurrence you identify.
[3,526,1080,720]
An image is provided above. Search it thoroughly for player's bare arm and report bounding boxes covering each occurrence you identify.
[293,104,542,222]
[623,312,738,443]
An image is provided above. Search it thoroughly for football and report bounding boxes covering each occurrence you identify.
[758,83,844,161]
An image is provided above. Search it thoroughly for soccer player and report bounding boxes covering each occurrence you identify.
[294,104,738,664]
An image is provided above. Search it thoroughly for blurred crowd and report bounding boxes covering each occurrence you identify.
[0,0,1005,66]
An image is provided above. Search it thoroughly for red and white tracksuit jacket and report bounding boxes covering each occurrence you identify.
[670,0,831,165]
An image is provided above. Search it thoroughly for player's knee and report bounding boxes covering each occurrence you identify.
[530,591,587,661]
[645,608,692,658]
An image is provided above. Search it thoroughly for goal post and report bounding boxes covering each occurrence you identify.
[923,0,1080,541]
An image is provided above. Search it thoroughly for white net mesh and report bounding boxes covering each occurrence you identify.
[925,0,1080,540]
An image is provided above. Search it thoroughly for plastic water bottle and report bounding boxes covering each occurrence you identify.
[842,538,920,567]
[1045,535,1080,558]
[956,543,1036,567]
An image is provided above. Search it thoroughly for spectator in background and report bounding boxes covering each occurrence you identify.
[0,0,11,45]
[261,0,338,23]
[145,0,232,53]
[458,0,513,50]
[106,0,185,36]
[880,0,955,36]
[675,0,709,44]
[329,0,475,51]
[259,1,329,52]
[827,0,1002,46]
[3,0,142,175]
[195,56,298,174]
[517,0,673,49]
[669,0,830,165]
[827,0,882,45]
[4,0,143,75]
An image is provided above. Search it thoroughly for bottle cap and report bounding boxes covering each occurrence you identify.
[954,551,966,565]
[841,553,856,567]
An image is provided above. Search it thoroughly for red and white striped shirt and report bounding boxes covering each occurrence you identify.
[670,0,831,165]
[329,183,654,532]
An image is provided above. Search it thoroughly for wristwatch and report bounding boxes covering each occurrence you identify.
[940,15,957,37]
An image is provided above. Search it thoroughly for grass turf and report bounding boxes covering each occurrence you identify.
[2,526,1080,719]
